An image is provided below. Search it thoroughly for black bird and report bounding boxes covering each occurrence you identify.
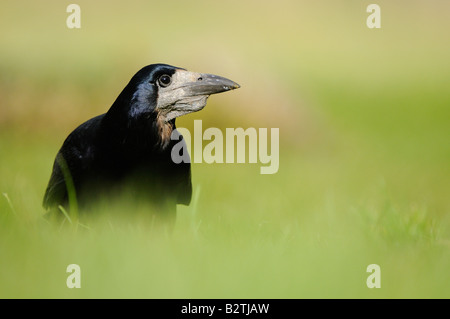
[43,63,239,220]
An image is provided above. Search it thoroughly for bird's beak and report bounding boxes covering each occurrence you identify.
[183,73,240,96]
[156,69,240,121]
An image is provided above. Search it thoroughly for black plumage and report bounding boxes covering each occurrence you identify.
[43,64,239,218]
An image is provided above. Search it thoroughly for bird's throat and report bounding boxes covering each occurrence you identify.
[156,111,174,149]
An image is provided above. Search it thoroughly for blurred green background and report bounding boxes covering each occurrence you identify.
[0,0,449,298]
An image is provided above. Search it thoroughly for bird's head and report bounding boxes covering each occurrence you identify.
[105,64,239,148]
[111,64,240,123]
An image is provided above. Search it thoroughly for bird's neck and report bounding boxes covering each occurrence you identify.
[102,107,175,152]
[155,111,175,149]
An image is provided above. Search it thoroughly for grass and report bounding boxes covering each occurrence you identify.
[0,0,449,298]
[0,132,448,298]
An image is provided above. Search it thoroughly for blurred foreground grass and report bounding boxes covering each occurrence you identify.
[1,130,448,298]
[0,0,449,298]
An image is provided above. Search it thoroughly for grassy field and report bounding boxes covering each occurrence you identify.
[0,1,449,298]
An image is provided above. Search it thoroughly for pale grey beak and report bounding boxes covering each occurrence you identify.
[155,70,240,122]
[184,73,240,96]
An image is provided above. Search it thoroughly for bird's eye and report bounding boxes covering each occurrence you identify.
[158,74,172,87]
